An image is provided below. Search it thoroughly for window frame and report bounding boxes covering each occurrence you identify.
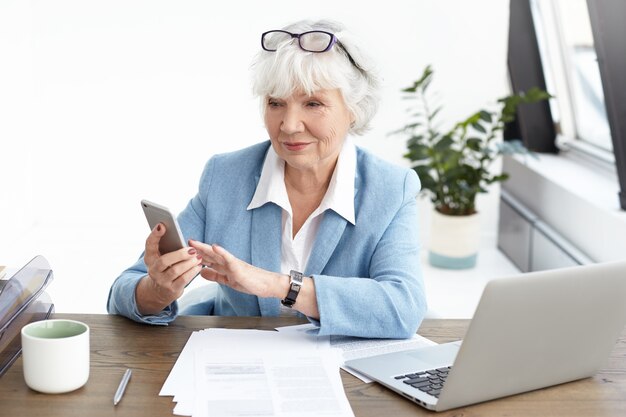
[587,0,626,209]
[509,0,626,210]
[507,0,557,154]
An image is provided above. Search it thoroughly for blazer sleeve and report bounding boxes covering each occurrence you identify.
[310,170,427,338]
[105,257,178,325]
[106,158,213,324]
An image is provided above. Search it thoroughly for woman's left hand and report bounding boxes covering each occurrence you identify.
[188,239,286,298]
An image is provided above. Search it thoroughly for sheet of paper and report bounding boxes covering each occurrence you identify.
[330,333,437,361]
[276,323,437,383]
[160,332,201,396]
[161,327,332,416]
[193,349,354,417]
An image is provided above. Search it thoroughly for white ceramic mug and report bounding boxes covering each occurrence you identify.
[21,319,90,394]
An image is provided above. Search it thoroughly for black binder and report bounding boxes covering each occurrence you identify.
[0,255,55,377]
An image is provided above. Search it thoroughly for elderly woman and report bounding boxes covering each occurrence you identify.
[107,19,426,338]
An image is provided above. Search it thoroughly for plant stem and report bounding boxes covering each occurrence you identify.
[419,86,447,208]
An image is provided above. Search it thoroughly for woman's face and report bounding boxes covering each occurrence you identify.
[264,88,354,178]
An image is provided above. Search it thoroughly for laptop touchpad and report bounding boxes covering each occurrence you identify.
[405,342,460,369]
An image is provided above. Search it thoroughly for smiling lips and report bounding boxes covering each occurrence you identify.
[283,142,311,151]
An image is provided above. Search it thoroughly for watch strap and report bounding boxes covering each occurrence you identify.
[281,270,304,308]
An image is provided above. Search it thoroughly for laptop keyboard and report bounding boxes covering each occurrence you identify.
[393,366,451,398]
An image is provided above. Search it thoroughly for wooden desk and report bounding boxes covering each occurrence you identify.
[0,314,624,417]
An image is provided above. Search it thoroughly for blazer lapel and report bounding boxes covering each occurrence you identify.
[250,202,282,316]
[304,165,360,276]
[305,210,348,276]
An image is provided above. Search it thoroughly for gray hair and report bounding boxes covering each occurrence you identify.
[251,19,381,136]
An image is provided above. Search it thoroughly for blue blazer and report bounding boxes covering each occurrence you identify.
[107,141,427,338]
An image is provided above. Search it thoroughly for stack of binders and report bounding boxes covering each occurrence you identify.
[0,255,55,377]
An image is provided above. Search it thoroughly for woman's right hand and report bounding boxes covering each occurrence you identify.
[135,224,203,315]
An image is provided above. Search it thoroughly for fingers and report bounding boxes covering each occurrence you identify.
[136,250,202,314]
[145,223,167,262]
[199,267,235,290]
[188,239,212,253]
[199,267,222,283]
[193,242,234,284]
[193,242,270,297]
[189,240,228,269]
[211,244,235,264]
[146,246,201,287]
[156,247,195,273]
[161,250,200,279]
[172,259,203,290]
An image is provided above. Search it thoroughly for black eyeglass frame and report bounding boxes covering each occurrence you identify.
[261,30,337,53]
[260,29,365,73]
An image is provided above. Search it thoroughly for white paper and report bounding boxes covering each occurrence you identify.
[161,327,332,416]
[276,323,437,383]
[193,349,354,417]
[160,332,202,396]
[330,333,437,361]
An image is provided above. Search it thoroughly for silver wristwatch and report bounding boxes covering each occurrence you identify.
[281,270,304,308]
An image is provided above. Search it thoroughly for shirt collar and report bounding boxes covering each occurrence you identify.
[247,145,291,214]
[247,138,356,225]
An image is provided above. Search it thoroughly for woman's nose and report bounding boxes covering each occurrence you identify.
[280,107,305,134]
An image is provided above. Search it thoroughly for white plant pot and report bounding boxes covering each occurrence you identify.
[428,210,480,269]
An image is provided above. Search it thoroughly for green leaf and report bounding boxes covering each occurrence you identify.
[471,122,486,133]
[522,87,553,103]
[490,173,509,183]
[428,107,442,122]
[441,152,463,172]
[406,135,424,147]
[403,122,421,130]
[404,143,430,161]
[456,112,479,130]
[433,135,454,152]
[478,110,492,123]
[416,65,433,89]
[391,65,554,216]
[466,138,482,151]
[402,65,434,94]
[412,166,437,192]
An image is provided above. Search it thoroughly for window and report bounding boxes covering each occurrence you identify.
[531,0,612,154]
[522,0,626,210]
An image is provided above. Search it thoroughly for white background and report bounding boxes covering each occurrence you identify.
[0,0,510,313]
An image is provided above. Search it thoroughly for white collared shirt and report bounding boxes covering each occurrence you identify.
[247,138,357,289]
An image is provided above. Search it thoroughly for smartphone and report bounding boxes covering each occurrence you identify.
[141,199,186,255]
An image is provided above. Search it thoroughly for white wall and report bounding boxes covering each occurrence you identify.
[0,0,510,312]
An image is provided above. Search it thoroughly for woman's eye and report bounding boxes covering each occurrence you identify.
[267,100,282,107]
[306,101,322,107]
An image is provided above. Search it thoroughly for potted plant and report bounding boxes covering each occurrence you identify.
[391,65,550,269]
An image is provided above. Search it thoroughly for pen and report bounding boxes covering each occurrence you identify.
[113,368,132,406]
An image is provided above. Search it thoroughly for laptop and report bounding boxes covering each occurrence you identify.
[345,261,626,412]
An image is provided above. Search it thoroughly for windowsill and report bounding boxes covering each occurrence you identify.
[502,152,626,263]
[514,151,621,212]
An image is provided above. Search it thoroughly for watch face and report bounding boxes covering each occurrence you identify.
[290,270,304,285]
